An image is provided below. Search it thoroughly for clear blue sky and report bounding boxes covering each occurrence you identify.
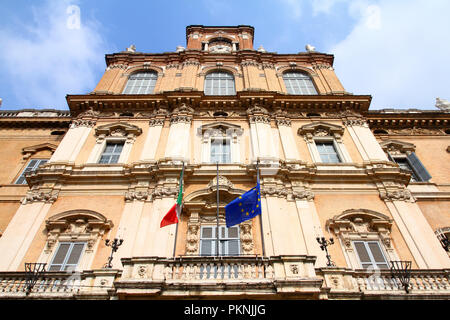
[1,0,449,110]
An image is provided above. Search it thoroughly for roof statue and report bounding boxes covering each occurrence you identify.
[126,44,136,53]
[435,97,450,111]
[305,44,316,52]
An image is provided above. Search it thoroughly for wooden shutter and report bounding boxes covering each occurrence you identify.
[354,241,373,269]
[407,152,431,182]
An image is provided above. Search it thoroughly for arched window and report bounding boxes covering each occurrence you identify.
[283,71,317,95]
[204,71,235,95]
[123,71,158,94]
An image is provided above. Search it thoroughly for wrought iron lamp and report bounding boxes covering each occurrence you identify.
[316,237,335,267]
[390,260,412,293]
[104,238,124,269]
[24,262,46,295]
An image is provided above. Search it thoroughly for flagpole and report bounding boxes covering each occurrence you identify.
[216,161,220,257]
[257,159,266,257]
[172,161,184,257]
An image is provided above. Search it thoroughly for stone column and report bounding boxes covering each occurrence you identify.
[112,196,147,269]
[140,118,165,161]
[262,186,307,256]
[49,119,95,163]
[345,119,388,161]
[276,118,300,161]
[382,190,450,268]
[164,105,193,162]
[292,191,328,267]
[0,194,55,271]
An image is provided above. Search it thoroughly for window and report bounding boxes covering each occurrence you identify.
[98,142,124,164]
[283,71,317,95]
[15,159,48,184]
[353,241,389,270]
[210,138,231,163]
[200,226,240,256]
[123,71,158,94]
[48,242,85,272]
[204,72,235,95]
[316,141,341,163]
[390,153,431,182]
[393,158,419,182]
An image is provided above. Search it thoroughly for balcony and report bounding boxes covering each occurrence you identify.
[0,269,119,299]
[317,267,450,299]
[1,260,449,299]
[114,255,323,299]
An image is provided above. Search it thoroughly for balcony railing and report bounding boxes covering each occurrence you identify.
[115,255,323,298]
[317,268,450,298]
[0,270,119,299]
[1,260,448,299]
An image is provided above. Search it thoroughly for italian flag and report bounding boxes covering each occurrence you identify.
[160,164,184,228]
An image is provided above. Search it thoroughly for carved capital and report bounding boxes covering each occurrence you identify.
[125,190,149,202]
[22,190,59,205]
[292,190,315,201]
[71,119,97,128]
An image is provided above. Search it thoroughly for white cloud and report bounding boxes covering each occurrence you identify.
[0,0,111,109]
[280,0,302,20]
[330,0,450,109]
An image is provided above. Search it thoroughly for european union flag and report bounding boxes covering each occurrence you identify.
[225,183,262,228]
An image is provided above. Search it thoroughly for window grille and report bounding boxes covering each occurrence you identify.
[123,72,158,94]
[204,72,235,95]
[283,71,317,95]
[15,159,48,184]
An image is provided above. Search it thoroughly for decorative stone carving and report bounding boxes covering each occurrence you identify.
[343,119,368,127]
[261,186,288,198]
[240,223,254,254]
[207,175,234,190]
[275,118,292,127]
[45,210,112,253]
[76,107,100,119]
[379,189,414,202]
[292,190,315,201]
[22,190,59,205]
[95,122,142,138]
[298,122,345,143]
[186,224,200,255]
[124,190,149,202]
[149,118,165,126]
[71,119,97,128]
[152,187,179,199]
[380,140,416,155]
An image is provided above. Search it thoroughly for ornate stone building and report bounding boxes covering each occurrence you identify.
[0,25,449,299]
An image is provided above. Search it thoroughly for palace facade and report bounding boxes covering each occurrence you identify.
[0,25,449,300]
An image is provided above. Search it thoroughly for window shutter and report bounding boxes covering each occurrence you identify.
[367,242,389,269]
[354,241,373,269]
[49,243,71,271]
[407,152,431,182]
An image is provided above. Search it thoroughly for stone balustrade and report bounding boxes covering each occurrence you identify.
[1,260,448,299]
[0,269,119,299]
[317,267,450,299]
[115,255,323,298]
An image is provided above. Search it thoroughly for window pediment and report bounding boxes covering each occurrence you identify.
[298,122,344,137]
[380,140,416,154]
[197,122,243,137]
[327,209,392,234]
[95,122,142,138]
[45,210,113,252]
[22,143,57,160]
